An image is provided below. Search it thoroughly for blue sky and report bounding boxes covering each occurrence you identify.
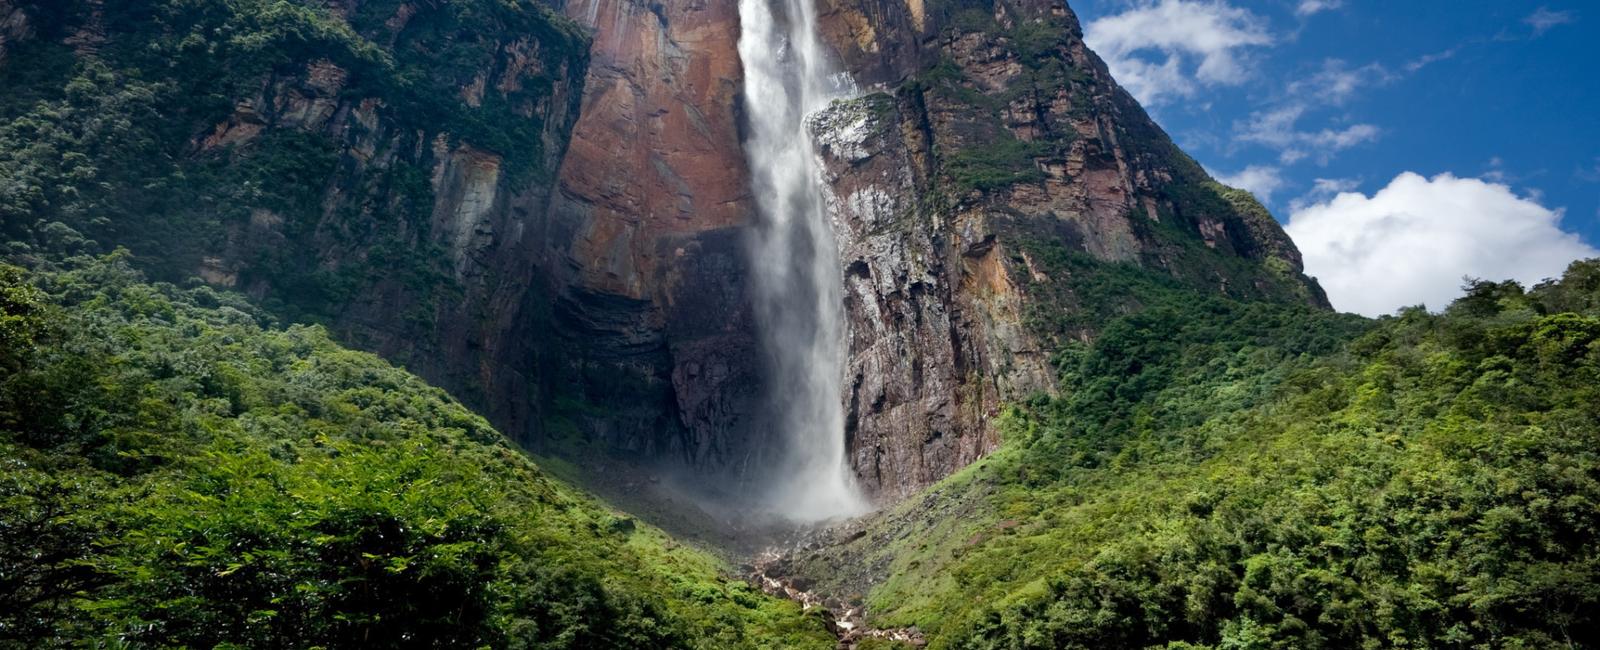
[1071,0,1600,315]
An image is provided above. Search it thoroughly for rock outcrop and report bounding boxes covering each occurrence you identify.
[0,0,28,65]
[539,0,769,473]
[805,0,1327,500]
[810,96,1048,502]
[217,6,590,446]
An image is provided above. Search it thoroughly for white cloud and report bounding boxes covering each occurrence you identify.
[1524,7,1576,35]
[1288,177,1359,212]
[1286,59,1392,104]
[1483,157,1508,183]
[1286,172,1599,316]
[1235,105,1379,164]
[1211,165,1285,202]
[1084,0,1272,106]
[1307,123,1380,149]
[1295,0,1342,17]
[1404,47,1458,72]
[1230,59,1386,164]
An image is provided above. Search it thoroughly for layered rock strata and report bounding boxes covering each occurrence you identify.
[805,0,1326,500]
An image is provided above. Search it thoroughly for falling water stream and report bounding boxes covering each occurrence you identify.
[737,0,868,522]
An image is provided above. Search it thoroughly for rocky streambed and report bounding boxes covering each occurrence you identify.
[746,538,925,649]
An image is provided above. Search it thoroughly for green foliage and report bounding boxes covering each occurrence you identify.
[801,260,1600,649]
[0,58,169,239]
[1011,235,1333,350]
[899,4,1084,197]
[1,0,587,325]
[0,454,120,644]
[0,264,49,371]
[0,258,833,649]
[944,137,1048,194]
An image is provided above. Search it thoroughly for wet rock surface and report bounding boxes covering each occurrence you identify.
[810,94,1046,504]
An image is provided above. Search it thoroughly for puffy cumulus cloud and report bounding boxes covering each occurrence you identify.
[1286,172,1599,316]
[1084,0,1271,106]
[1211,165,1285,202]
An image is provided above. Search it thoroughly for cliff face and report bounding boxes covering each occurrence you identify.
[0,0,590,443]
[805,0,1327,500]
[0,0,775,482]
[1,0,1326,508]
[205,4,591,447]
[809,96,1046,502]
[544,0,1327,503]
[539,0,769,473]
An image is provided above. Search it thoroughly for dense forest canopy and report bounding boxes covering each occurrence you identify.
[783,259,1600,649]
[0,256,834,649]
[5,254,1598,648]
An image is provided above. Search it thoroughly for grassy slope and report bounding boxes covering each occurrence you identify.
[0,257,834,649]
[789,261,1600,649]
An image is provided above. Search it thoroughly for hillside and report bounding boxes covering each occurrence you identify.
[771,260,1600,648]
[0,0,592,458]
[0,257,833,648]
[6,256,1598,648]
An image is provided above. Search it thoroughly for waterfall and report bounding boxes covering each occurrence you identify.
[737,0,868,522]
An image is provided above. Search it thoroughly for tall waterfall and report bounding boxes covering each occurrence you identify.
[737,0,868,522]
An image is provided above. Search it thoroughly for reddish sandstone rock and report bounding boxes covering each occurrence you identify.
[543,0,767,473]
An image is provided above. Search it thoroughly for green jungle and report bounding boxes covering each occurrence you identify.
[2,0,1597,648]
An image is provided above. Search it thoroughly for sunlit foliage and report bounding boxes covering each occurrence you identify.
[818,260,1600,649]
[0,258,833,649]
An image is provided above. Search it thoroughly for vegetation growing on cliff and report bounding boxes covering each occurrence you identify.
[1011,230,1331,351]
[943,136,1049,194]
[787,260,1600,649]
[0,0,586,325]
[891,2,1322,310]
[0,257,833,649]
